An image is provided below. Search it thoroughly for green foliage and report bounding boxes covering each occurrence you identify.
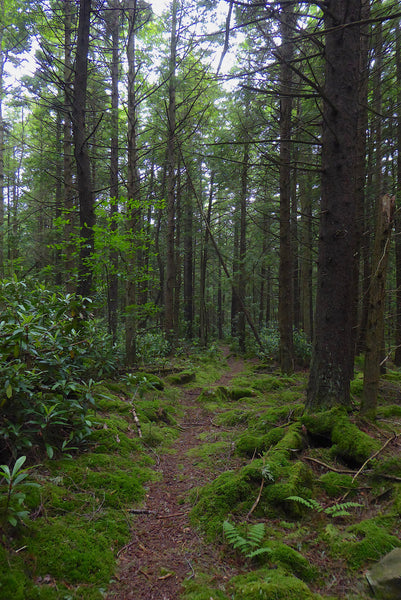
[258,325,311,364]
[286,495,362,518]
[0,456,40,528]
[0,277,119,460]
[223,520,271,559]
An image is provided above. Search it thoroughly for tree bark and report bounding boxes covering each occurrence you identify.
[278,0,295,373]
[394,21,401,366]
[361,195,395,417]
[71,0,95,299]
[307,0,361,411]
[164,0,178,338]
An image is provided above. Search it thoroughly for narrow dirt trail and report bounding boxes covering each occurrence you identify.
[105,354,245,600]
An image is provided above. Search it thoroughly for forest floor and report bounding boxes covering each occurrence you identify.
[103,350,401,600]
[105,350,246,600]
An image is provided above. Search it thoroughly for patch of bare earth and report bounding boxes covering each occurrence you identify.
[105,354,245,600]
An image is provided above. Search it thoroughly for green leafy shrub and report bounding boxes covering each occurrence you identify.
[0,277,118,460]
[0,456,40,528]
[257,324,311,364]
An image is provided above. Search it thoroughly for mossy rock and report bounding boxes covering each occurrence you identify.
[251,406,302,432]
[251,375,297,393]
[302,408,381,466]
[191,428,312,538]
[318,472,357,498]
[166,370,196,385]
[197,386,230,403]
[324,519,401,569]
[215,409,250,426]
[90,414,142,456]
[235,428,285,457]
[229,387,256,400]
[138,400,177,425]
[269,541,317,581]
[227,567,321,600]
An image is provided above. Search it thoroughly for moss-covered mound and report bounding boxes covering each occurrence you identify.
[302,407,381,465]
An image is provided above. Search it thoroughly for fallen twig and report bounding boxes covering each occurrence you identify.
[303,456,355,474]
[130,402,142,438]
[156,511,187,519]
[247,477,264,519]
[352,432,400,483]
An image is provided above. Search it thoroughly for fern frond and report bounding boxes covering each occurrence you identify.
[246,523,265,547]
[325,502,362,517]
[247,546,272,559]
[286,496,322,512]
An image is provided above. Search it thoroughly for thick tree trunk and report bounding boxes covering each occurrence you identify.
[71,0,95,299]
[200,173,214,346]
[361,195,395,417]
[183,182,193,338]
[0,5,4,277]
[63,0,75,293]
[394,22,401,366]
[278,0,295,373]
[107,0,120,343]
[164,0,178,338]
[125,0,141,364]
[306,0,361,411]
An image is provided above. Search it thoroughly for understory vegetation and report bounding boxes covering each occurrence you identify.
[1,280,401,599]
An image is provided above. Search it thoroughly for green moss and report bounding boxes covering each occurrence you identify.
[137,400,177,425]
[25,517,117,584]
[182,576,229,600]
[235,428,285,457]
[302,408,381,465]
[90,414,142,456]
[251,375,298,393]
[318,472,357,498]
[350,378,364,397]
[228,568,320,600]
[197,386,230,403]
[215,409,250,426]
[187,441,231,469]
[166,370,196,385]
[324,518,401,569]
[140,422,178,447]
[229,388,255,400]
[383,370,401,382]
[377,404,401,418]
[392,485,401,515]
[269,541,317,581]
[94,389,130,414]
[372,457,401,479]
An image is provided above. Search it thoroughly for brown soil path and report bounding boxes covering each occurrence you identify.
[105,353,245,600]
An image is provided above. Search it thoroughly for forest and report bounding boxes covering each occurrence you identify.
[2,0,401,599]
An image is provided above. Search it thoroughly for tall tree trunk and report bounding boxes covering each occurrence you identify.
[125,0,142,364]
[395,21,401,366]
[164,0,178,338]
[71,0,95,299]
[0,0,4,277]
[108,0,120,344]
[354,0,370,355]
[63,0,75,293]
[200,172,214,346]
[361,195,395,417]
[307,0,361,411]
[278,0,295,373]
[299,168,313,340]
[183,180,193,338]
[238,142,249,353]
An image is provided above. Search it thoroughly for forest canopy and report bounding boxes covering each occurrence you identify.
[1,0,401,418]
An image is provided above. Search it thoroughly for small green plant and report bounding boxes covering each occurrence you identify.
[223,520,272,559]
[286,495,362,517]
[0,456,40,527]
